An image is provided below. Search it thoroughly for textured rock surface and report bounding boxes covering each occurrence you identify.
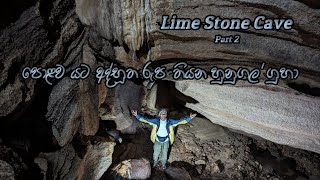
[75,0,153,52]
[168,117,320,179]
[0,0,82,119]
[1,0,320,179]
[34,157,48,179]
[73,0,320,154]
[112,158,151,179]
[105,129,154,177]
[0,143,32,179]
[175,81,320,154]
[81,141,115,180]
[0,160,15,180]
[98,80,143,134]
[38,141,115,180]
[165,166,192,180]
[46,68,100,146]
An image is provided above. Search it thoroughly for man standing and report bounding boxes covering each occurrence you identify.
[131,108,197,170]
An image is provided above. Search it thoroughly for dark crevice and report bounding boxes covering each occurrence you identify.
[39,0,59,42]
[136,38,155,60]
[62,23,86,65]
[288,82,320,97]
[100,120,118,130]
[294,0,320,9]
[103,126,154,179]
[94,55,145,86]
[0,144,43,179]
[0,79,58,179]
[0,63,4,72]
[0,80,59,154]
[110,40,121,47]
[156,80,198,111]
[5,56,24,87]
[248,142,309,179]
[71,133,89,159]
[122,42,130,53]
[0,0,38,30]
[38,0,75,44]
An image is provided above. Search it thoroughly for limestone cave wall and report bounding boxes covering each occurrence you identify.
[0,0,319,179]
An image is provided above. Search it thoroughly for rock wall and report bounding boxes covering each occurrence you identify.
[175,81,320,154]
[0,0,320,179]
[75,0,320,154]
[75,0,153,53]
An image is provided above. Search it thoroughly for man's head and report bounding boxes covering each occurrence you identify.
[158,108,168,120]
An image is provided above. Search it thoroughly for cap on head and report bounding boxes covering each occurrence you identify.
[158,108,168,117]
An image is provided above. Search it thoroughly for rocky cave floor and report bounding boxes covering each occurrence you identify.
[1,117,320,180]
[102,116,320,180]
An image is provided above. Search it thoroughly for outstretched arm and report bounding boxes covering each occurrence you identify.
[131,110,158,125]
[170,113,197,127]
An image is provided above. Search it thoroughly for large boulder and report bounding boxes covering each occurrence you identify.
[112,158,151,179]
[46,42,100,146]
[98,80,143,134]
[38,141,115,180]
[0,160,15,180]
[74,0,320,71]
[168,117,257,179]
[175,81,320,154]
